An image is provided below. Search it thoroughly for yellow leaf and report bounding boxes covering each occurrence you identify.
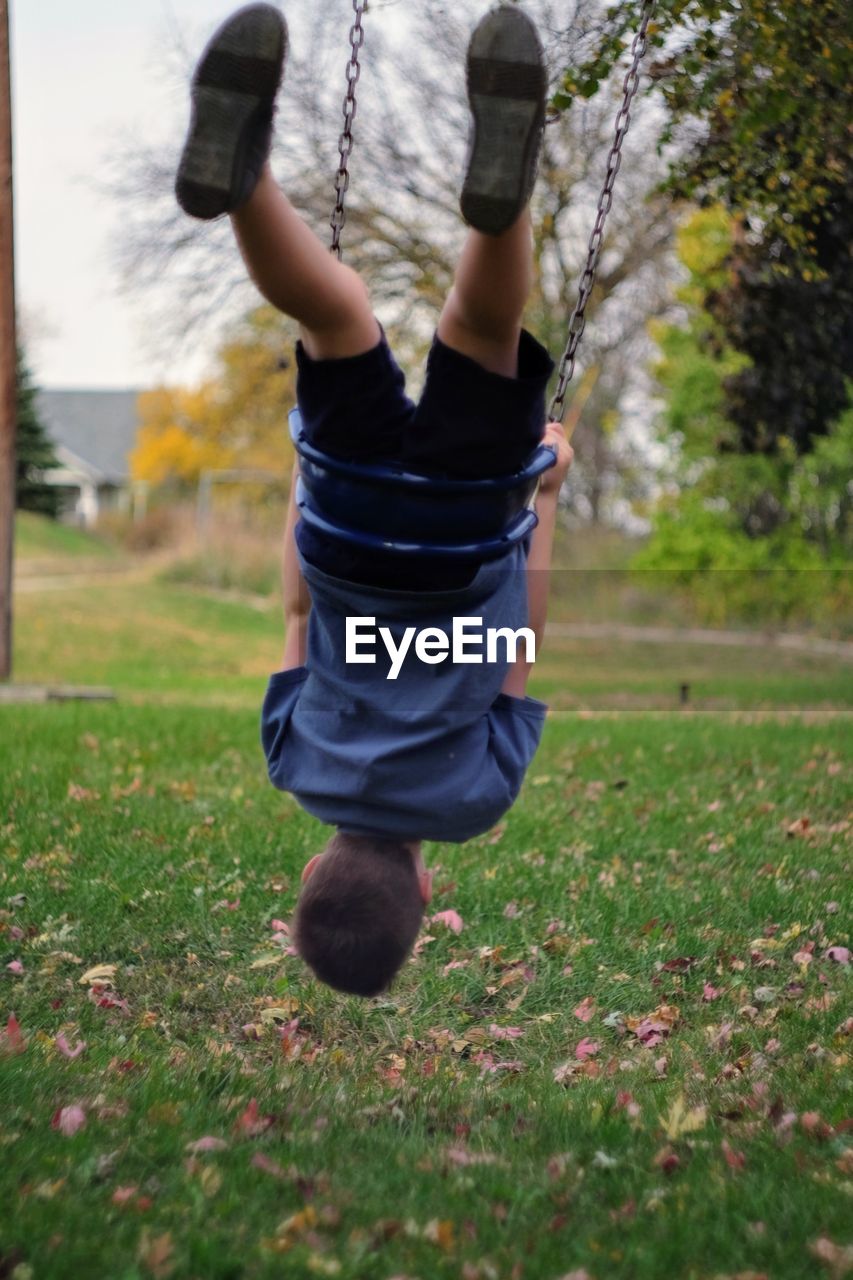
[259,1003,300,1023]
[660,1093,707,1141]
[79,964,117,986]
[199,1165,222,1198]
[137,1229,175,1279]
[423,1218,455,1251]
[250,953,283,970]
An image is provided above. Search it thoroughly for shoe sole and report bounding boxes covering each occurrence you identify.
[461,6,547,235]
[176,3,287,220]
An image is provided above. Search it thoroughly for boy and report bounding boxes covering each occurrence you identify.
[176,2,574,997]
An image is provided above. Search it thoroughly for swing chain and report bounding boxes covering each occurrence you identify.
[330,0,367,260]
[548,0,655,424]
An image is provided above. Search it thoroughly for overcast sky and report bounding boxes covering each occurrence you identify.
[12,1,303,391]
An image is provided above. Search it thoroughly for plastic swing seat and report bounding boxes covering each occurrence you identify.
[289,409,557,560]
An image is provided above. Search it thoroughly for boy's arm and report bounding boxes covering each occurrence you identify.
[281,459,312,669]
[501,423,574,699]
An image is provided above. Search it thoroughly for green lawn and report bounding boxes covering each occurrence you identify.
[1,575,851,1279]
[15,512,115,563]
[11,578,853,711]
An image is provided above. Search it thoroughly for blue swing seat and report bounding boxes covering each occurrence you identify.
[289,409,556,560]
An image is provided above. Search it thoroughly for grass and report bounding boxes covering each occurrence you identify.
[11,579,853,711]
[1,704,850,1279]
[2,567,851,1278]
[15,512,115,563]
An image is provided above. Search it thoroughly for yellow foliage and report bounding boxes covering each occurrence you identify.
[676,206,734,290]
[131,306,297,488]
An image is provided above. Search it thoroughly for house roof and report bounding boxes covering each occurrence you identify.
[35,389,142,485]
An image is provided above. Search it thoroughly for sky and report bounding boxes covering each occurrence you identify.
[11,0,284,391]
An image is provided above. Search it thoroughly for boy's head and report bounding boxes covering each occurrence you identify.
[293,833,432,998]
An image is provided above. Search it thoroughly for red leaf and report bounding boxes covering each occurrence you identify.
[431,910,464,935]
[488,1024,524,1040]
[51,1105,86,1136]
[112,1185,139,1204]
[55,1033,86,1060]
[721,1139,746,1171]
[185,1136,228,1153]
[251,1153,287,1179]
[1,1012,26,1055]
[573,996,596,1023]
[233,1098,273,1138]
[661,956,696,972]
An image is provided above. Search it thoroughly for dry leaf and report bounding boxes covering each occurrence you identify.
[137,1229,175,1279]
[660,1093,707,1140]
[78,964,117,986]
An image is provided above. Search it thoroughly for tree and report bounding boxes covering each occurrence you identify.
[131,306,297,489]
[15,348,60,518]
[560,0,853,262]
[635,207,852,624]
[707,175,853,461]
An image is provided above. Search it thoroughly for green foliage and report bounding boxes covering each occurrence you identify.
[637,210,852,626]
[558,0,853,263]
[708,176,853,456]
[15,348,60,519]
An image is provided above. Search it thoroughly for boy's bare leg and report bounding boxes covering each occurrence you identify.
[231,165,380,361]
[436,210,533,379]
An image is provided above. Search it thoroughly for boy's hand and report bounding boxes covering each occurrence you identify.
[539,421,574,495]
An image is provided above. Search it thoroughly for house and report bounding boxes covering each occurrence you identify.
[35,389,143,527]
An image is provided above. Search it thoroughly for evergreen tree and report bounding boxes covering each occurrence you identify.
[16,349,61,519]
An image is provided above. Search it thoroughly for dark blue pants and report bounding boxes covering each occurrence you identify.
[295,328,554,588]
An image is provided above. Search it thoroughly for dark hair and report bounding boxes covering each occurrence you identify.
[292,832,425,997]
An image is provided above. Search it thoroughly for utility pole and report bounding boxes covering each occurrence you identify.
[0,0,15,680]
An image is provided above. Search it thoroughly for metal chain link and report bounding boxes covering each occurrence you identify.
[330,0,367,260]
[548,0,655,423]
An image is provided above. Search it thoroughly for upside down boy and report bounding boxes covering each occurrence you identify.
[176,2,574,996]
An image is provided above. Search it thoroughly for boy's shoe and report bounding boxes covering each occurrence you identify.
[175,3,287,220]
[460,5,547,236]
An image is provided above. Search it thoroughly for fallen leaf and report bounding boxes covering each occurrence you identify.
[575,1037,600,1060]
[78,964,117,986]
[430,910,464,935]
[185,1136,228,1154]
[825,946,850,966]
[652,1144,680,1175]
[251,1153,288,1179]
[721,1139,746,1171]
[808,1235,853,1278]
[0,1012,26,1055]
[51,1105,86,1136]
[660,1093,706,1141]
[233,1099,274,1137]
[422,1218,455,1251]
[488,1024,524,1040]
[137,1228,175,1279]
[573,996,596,1023]
[112,1186,139,1205]
[198,1165,222,1197]
[55,1033,86,1060]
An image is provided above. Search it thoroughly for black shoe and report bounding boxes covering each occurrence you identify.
[460,5,547,235]
[175,3,287,220]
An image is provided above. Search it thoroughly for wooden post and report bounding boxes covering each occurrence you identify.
[0,0,15,681]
